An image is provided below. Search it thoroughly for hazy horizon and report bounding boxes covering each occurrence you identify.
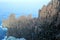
[0,0,51,24]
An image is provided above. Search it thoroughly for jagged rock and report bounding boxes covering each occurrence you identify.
[2,0,60,40]
[38,0,60,25]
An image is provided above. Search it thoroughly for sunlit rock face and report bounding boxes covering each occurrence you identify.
[39,0,60,18]
[2,14,16,28]
[2,14,32,28]
[38,0,60,25]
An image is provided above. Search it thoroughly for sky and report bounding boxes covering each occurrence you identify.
[0,0,51,23]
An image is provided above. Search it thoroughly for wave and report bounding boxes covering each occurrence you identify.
[0,24,7,40]
[2,36,26,40]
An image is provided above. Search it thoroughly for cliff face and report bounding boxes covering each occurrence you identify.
[39,0,60,25]
[2,0,60,40]
[39,0,60,18]
[38,0,60,39]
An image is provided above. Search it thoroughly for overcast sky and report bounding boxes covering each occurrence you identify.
[0,0,51,20]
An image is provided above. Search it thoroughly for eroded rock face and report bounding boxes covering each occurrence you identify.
[2,14,32,28]
[38,0,60,25]
[38,0,60,40]
[2,0,60,40]
[39,0,60,18]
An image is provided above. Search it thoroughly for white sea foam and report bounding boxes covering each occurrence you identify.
[2,36,26,40]
[0,24,8,30]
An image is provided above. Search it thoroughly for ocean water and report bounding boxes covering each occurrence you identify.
[0,24,7,40]
[0,24,26,40]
